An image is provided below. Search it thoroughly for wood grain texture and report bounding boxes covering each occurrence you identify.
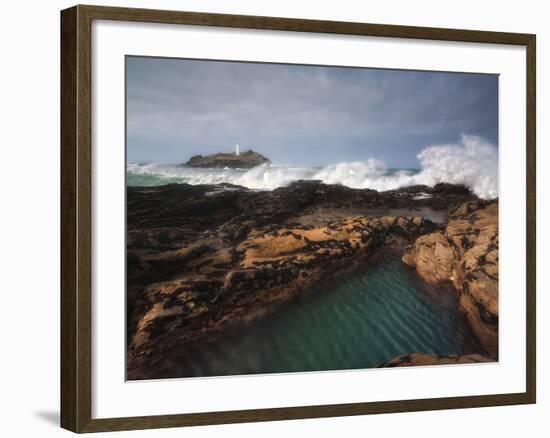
[79,4,534,44]
[525,34,536,404]
[60,4,537,433]
[60,5,78,432]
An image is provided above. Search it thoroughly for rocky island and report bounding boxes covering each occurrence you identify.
[126,180,498,379]
[183,149,270,169]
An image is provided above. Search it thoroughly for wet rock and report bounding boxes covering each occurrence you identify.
[402,232,457,283]
[380,352,493,367]
[125,181,484,378]
[127,214,437,379]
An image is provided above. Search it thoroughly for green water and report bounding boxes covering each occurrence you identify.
[161,251,482,378]
[127,171,186,187]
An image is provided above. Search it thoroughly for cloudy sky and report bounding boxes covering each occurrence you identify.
[126,56,498,168]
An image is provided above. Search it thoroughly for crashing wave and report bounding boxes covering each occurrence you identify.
[127,134,498,199]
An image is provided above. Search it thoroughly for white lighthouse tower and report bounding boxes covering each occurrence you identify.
[235,142,240,156]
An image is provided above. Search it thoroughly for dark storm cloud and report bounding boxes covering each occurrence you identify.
[126,56,498,167]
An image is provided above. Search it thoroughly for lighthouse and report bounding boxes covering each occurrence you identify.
[235,142,240,156]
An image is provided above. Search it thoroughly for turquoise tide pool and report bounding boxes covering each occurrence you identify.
[160,250,482,378]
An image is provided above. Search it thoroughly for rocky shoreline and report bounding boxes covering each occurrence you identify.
[126,180,497,379]
[402,200,499,358]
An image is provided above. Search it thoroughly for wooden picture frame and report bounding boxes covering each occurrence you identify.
[61,4,536,433]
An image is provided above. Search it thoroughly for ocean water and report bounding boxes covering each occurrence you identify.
[156,251,483,379]
[126,162,418,190]
[126,135,498,199]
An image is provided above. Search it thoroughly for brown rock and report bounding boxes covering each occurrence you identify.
[380,352,493,367]
[127,214,437,379]
[125,180,479,379]
[402,232,457,284]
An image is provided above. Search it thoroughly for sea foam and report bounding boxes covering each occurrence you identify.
[127,135,498,199]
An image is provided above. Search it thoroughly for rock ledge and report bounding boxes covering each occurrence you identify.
[380,352,493,367]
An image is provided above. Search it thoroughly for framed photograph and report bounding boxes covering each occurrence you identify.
[60,4,536,433]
